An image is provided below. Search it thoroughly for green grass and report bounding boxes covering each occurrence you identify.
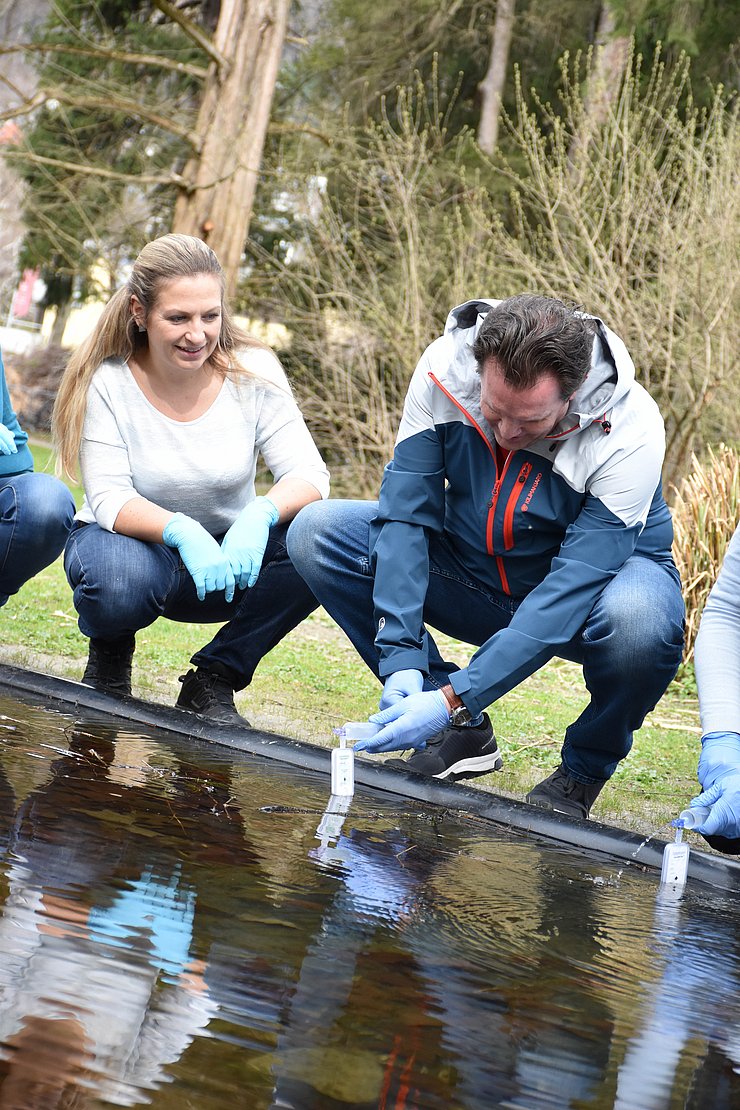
[1,442,704,843]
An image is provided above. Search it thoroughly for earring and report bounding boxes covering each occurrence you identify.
[134,319,145,333]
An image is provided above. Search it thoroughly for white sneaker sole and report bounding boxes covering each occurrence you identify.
[435,752,504,781]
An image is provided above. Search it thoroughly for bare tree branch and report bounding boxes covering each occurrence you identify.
[268,119,332,145]
[0,92,47,122]
[0,41,208,80]
[2,148,186,188]
[151,0,228,70]
[0,88,198,148]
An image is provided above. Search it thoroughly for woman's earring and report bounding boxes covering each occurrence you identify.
[135,319,146,333]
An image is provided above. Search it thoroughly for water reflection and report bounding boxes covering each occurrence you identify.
[0,693,738,1108]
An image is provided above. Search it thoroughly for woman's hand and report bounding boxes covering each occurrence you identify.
[220,496,279,589]
[162,513,235,602]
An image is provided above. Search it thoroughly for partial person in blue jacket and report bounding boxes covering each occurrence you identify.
[288,294,685,818]
[0,348,74,610]
[690,524,740,853]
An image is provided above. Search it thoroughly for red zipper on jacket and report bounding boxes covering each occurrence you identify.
[429,372,515,594]
[503,460,532,549]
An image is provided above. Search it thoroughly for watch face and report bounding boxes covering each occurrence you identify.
[452,705,472,726]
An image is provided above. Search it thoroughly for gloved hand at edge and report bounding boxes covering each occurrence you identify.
[163,512,236,602]
[690,776,740,839]
[692,731,740,839]
[0,423,17,456]
[221,496,279,589]
[355,690,450,754]
[379,668,424,710]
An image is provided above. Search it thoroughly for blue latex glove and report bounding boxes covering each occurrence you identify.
[691,731,740,838]
[163,512,235,602]
[690,777,740,838]
[379,668,424,710]
[0,423,17,456]
[221,496,279,589]
[355,690,450,754]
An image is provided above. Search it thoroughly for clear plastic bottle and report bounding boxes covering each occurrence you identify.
[333,721,381,743]
[672,804,712,830]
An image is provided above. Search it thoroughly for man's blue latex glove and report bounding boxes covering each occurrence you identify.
[0,423,17,456]
[355,690,450,754]
[220,496,279,589]
[379,669,424,710]
[163,512,236,602]
[691,731,740,838]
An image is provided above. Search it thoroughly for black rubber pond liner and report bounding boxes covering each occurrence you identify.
[1,661,738,895]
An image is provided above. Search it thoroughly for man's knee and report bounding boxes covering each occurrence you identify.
[287,499,376,578]
[585,564,684,674]
[286,500,327,571]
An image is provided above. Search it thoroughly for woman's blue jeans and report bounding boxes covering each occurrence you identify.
[287,500,686,782]
[64,521,318,690]
[0,473,74,607]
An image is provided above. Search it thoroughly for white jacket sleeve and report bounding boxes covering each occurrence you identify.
[695,524,740,734]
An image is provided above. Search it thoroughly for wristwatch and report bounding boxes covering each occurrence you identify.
[441,683,472,726]
[449,702,473,726]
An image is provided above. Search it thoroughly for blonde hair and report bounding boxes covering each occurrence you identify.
[52,233,266,476]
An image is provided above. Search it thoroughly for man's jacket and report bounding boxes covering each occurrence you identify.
[370,299,678,717]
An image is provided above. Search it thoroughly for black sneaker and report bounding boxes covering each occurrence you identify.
[176,668,250,727]
[526,763,605,819]
[384,714,502,781]
[82,634,135,697]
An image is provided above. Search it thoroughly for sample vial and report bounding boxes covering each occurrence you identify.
[660,840,690,887]
[331,740,355,796]
[672,805,712,830]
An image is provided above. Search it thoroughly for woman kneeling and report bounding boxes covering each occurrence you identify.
[52,234,329,725]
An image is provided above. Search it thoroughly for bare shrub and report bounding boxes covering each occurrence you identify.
[671,445,740,660]
[253,48,737,495]
[251,81,506,494]
[3,344,67,433]
[487,46,739,487]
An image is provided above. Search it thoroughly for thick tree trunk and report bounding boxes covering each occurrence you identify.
[477,0,516,156]
[172,0,290,298]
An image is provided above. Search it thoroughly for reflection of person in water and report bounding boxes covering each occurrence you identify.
[266,811,617,1109]
[0,726,219,1106]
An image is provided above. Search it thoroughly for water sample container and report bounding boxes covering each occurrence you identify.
[331,744,355,795]
[673,805,712,830]
[660,840,690,887]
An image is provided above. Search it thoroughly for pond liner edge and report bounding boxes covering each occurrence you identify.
[1,661,738,895]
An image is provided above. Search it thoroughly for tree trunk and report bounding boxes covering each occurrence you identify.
[477,0,516,156]
[50,297,71,346]
[583,2,631,127]
[172,0,290,299]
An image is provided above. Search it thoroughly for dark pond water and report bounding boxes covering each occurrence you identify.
[1,691,739,1109]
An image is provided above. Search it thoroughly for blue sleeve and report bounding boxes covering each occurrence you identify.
[0,351,33,476]
[370,428,446,675]
[450,495,643,715]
